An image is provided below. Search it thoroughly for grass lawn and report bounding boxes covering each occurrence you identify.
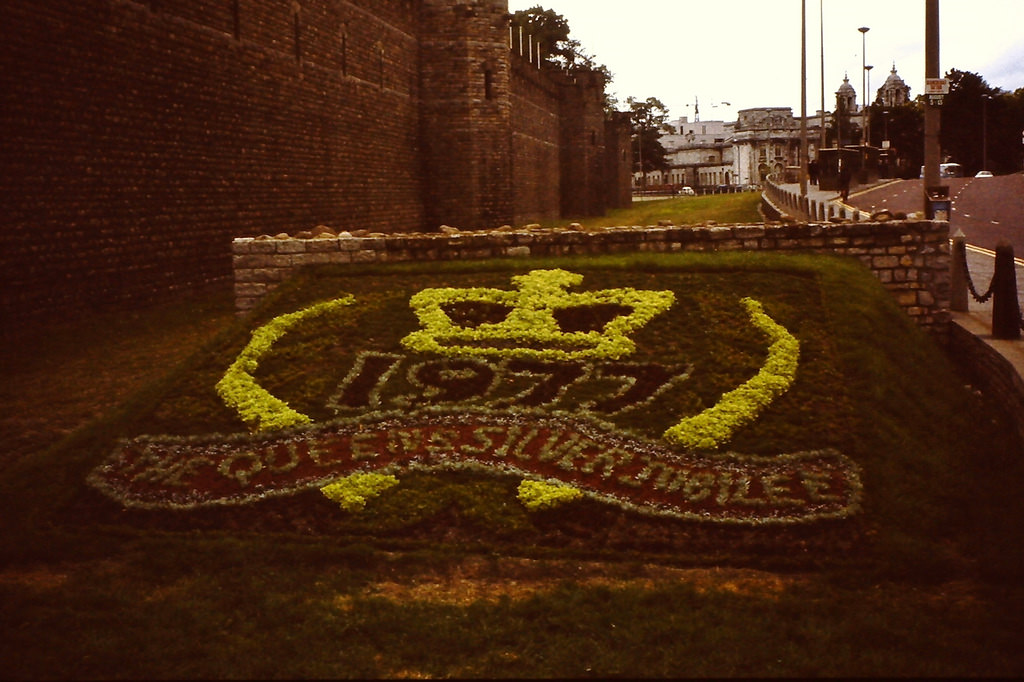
[2,198,1024,678]
[529,192,763,229]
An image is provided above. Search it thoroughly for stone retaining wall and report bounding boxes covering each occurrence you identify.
[233,220,951,334]
[948,318,1024,451]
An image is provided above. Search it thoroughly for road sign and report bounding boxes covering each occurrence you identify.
[925,78,950,95]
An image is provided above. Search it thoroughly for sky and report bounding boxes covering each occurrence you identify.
[507,0,1024,123]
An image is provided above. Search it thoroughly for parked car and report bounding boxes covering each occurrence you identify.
[679,186,695,196]
[975,170,994,178]
[920,163,964,178]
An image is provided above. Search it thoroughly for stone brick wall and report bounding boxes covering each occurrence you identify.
[948,317,1024,451]
[419,0,513,232]
[2,0,423,323]
[1,0,632,325]
[232,220,951,334]
[604,112,635,210]
[508,59,630,226]
[510,58,563,225]
[559,70,615,219]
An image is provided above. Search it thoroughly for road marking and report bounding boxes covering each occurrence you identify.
[964,243,1024,267]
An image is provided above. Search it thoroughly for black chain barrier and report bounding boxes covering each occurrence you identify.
[955,238,1024,333]
[955,239,996,304]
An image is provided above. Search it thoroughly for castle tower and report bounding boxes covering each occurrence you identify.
[419,0,514,230]
[560,69,611,217]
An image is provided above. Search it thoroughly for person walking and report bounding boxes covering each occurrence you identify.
[838,161,851,202]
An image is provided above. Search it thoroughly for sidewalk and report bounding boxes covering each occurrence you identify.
[775,180,904,222]
[954,247,1024,382]
[773,180,1024,389]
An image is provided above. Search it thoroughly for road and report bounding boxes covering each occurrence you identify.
[848,172,1024,317]
[849,172,1024,253]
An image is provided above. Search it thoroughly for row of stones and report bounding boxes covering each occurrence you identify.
[232,221,951,330]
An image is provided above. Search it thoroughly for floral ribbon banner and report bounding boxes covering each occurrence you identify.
[89,412,860,524]
[88,269,863,524]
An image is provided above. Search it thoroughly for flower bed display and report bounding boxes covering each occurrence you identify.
[89,261,863,527]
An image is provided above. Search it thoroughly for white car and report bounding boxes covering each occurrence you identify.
[975,170,993,178]
[679,186,696,196]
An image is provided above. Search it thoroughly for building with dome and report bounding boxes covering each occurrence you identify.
[641,68,912,191]
[833,74,861,148]
[877,64,912,107]
[836,74,859,115]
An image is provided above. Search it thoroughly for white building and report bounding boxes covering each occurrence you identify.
[732,107,805,186]
[633,116,737,190]
[633,83,868,192]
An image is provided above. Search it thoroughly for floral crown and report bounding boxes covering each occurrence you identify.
[400,269,675,361]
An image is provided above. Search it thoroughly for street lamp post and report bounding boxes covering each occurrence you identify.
[858,27,869,146]
[800,0,809,196]
[865,64,873,144]
[882,109,891,178]
[982,94,993,171]
[819,0,826,155]
[923,0,942,214]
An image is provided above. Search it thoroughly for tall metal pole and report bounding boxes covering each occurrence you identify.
[819,0,826,153]
[865,64,873,144]
[923,0,941,210]
[800,0,809,196]
[982,94,991,171]
[858,27,869,146]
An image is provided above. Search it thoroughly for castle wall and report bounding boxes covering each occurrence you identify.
[559,70,613,218]
[1,0,424,321]
[605,112,634,210]
[1,0,630,325]
[510,58,562,225]
[419,0,513,231]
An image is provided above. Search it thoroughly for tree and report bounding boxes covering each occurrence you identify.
[941,69,1001,174]
[511,6,611,79]
[845,66,1023,177]
[868,101,925,178]
[511,6,570,63]
[628,96,670,191]
[986,87,1024,174]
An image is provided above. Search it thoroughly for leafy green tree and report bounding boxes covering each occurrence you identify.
[940,69,1001,174]
[865,68,1023,177]
[511,6,611,79]
[511,6,569,62]
[987,87,1024,174]
[868,102,925,179]
[628,96,670,189]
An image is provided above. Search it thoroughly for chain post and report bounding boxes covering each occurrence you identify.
[992,241,1021,340]
[950,230,969,312]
